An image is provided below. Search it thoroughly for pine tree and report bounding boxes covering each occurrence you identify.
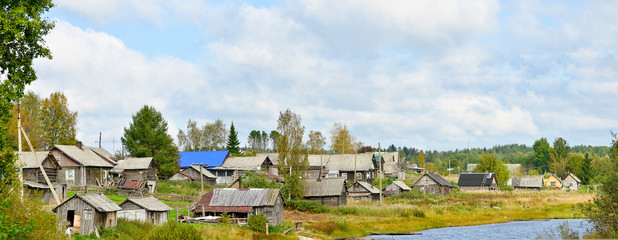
[226,121,240,154]
[579,153,594,185]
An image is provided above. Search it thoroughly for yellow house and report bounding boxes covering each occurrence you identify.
[543,173,563,189]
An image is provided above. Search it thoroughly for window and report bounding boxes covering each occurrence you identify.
[341,173,347,179]
[551,182,556,187]
[66,170,75,181]
[570,183,573,187]
[430,188,435,194]
[83,209,93,220]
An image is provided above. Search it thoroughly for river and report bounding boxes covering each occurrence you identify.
[366,219,591,240]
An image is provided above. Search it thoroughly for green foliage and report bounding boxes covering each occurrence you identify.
[412,210,426,218]
[145,221,203,240]
[100,219,154,239]
[243,171,282,189]
[417,150,425,168]
[218,213,230,224]
[536,221,580,240]
[579,153,594,185]
[6,92,44,151]
[307,130,326,154]
[248,213,269,232]
[40,91,78,149]
[581,132,618,238]
[248,130,270,152]
[528,169,540,176]
[330,122,357,154]
[549,137,570,179]
[389,189,428,200]
[156,180,206,196]
[373,176,394,188]
[474,154,510,187]
[122,105,179,178]
[285,199,330,213]
[276,109,308,200]
[226,121,240,154]
[0,192,65,240]
[533,138,551,172]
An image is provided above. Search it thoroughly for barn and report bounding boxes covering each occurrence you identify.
[118,196,172,225]
[347,181,380,201]
[512,176,543,190]
[383,180,411,196]
[303,178,347,207]
[52,193,121,236]
[458,173,498,191]
[562,173,581,191]
[412,172,454,195]
[193,188,284,225]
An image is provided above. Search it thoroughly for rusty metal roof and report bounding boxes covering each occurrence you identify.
[121,180,143,190]
[303,178,347,197]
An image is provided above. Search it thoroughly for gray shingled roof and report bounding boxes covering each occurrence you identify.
[53,193,121,212]
[120,196,172,211]
[221,156,271,170]
[351,181,380,194]
[53,145,114,167]
[209,188,280,207]
[458,173,495,187]
[16,151,51,168]
[111,157,153,173]
[390,181,412,191]
[304,178,346,197]
[188,165,216,178]
[427,173,454,187]
[307,154,374,171]
[565,173,581,183]
[512,176,543,188]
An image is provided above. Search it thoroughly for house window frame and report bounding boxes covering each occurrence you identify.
[430,187,435,194]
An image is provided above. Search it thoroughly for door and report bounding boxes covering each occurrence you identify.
[74,213,81,234]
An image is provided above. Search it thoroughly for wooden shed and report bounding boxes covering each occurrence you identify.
[110,157,158,181]
[347,181,380,201]
[413,172,454,195]
[303,178,347,207]
[512,175,543,190]
[562,173,581,191]
[457,173,497,191]
[193,188,284,225]
[19,151,61,183]
[383,180,411,196]
[170,165,217,186]
[118,196,172,225]
[52,193,121,236]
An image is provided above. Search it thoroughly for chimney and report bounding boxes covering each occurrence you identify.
[76,141,83,149]
[238,176,242,189]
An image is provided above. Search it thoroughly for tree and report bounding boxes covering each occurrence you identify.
[550,137,570,179]
[330,122,356,153]
[307,130,326,154]
[269,130,279,152]
[177,119,203,151]
[247,130,261,151]
[226,122,240,154]
[474,154,510,187]
[6,91,44,150]
[202,119,227,150]
[40,92,78,149]
[417,150,426,169]
[122,105,179,178]
[275,109,308,200]
[579,153,594,185]
[533,138,551,172]
[582,132,618,238]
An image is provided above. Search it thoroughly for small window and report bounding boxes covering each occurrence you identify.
[84,209,93,220]
[341,173,347,178]
[550,182,556,187]
[430,188,435,194]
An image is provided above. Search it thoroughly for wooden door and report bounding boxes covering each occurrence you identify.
[74,214,81,234]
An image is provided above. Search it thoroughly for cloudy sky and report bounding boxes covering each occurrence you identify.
[29,0,618,153]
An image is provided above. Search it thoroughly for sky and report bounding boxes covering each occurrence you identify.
[27,0,618,154]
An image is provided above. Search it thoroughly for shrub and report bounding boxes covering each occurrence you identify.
[285,199,330,213]
[391,189,427,200]
[333,206,359,215]
[413,210,426,218]
[146,221,202,240]
[100,219,154,239]
[248,213,268,233]
[217,213,230,225]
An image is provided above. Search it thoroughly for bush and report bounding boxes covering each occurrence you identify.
[413,210,426,218]
[390,189,426,200]
[100,219,154,239]
[285,199,330,213]
[217,213,230,224]
[248,213,268,233]
[146,221,202,240]
[333,206,359,215]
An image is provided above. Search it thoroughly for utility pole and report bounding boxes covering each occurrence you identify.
[199,164,204,196]
[99,132,102,148]
[17,101,23,199]
[379,142,382,203]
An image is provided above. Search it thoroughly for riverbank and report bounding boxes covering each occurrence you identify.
[285,190,593,239]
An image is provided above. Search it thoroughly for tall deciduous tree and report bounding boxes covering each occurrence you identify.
[330,122,356,154]
[6,91,44,150]
[474,153,510,187]
[533,138,551,172]
[40,92,78,149]
[270,130,279,152]
[202,119,227,150]
[226,121,240,154]
[122,105,179,178]
[417,150,426,169]
[276,109,308,200]
[177,119,203,151]
[550,137,570,179]
[307,130,326,154]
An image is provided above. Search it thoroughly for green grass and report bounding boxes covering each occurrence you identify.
[157,180,209,196]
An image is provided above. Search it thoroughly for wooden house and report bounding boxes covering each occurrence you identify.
[24,181,67,204]
[457,173,498,191]
[170,165,217,186]
[19,151,67,203]
[543,173,563,189]
[512,175,543,190]
[347,181,380,201]
[383,180,411,196]
[110,157,157,181]
[413,172,454,195]
[178,150,230,185]
[377,152,402,178]
[52,193,121,236]
[208,155,278,184]
[51,142,116,187]
[118,196,172,225]
[308,154,376,183]
[303,178,347,207]
[562,173,580,190]
[193,188,283,225]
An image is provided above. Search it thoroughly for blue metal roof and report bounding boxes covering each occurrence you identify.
[178,150,229,168]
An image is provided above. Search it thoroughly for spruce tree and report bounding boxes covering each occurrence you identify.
[226,121,240,154]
